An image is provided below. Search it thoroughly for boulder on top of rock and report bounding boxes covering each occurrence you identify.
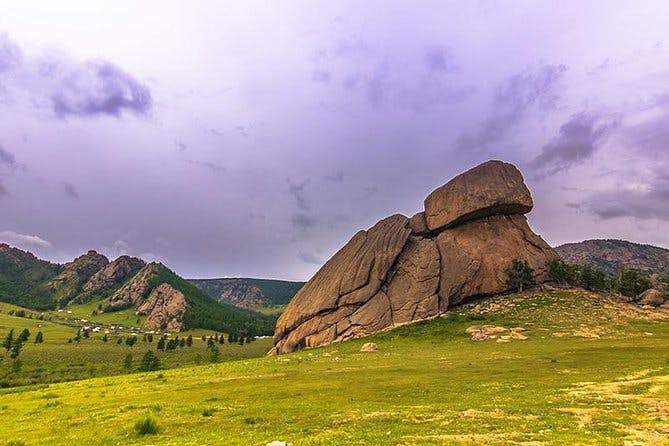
[424,160,533,231]
[270,160,556,355]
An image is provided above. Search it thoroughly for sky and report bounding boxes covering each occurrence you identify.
[1,1,669,280]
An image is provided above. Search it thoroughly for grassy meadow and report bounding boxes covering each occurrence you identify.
[0,302,272,387]
[1,289,668,445]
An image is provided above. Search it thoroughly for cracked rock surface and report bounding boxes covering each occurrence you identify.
[270,160,558,354]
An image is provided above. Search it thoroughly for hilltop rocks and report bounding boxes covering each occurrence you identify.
[270,160,558,355]
[82,255,146,293]
[215,280,267,308]
[424,160,533,231]
[138,283,188,331]
[107,262,162,311]
[44,250,110,302]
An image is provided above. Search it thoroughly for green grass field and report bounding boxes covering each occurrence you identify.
[0,302,273,387]
[1,289,669,445]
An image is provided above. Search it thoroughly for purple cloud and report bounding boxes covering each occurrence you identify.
[457,64,567,151]
[530,113,617,178]
[52,62,152,118]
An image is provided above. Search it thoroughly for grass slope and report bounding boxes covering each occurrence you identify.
[1,289,669,445]
[0,303,273,387]
[0,248,60,310]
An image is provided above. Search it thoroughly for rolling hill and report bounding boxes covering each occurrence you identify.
[555,239,669,277]
[0,244,274,335]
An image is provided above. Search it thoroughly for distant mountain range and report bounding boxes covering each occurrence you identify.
[0,244,274,335]
[555,239,669,278]
[189,277,304,309]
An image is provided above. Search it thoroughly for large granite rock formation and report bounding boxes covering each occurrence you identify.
[270,160,557,354]
[82,255,146,293]
[137,283,188,331]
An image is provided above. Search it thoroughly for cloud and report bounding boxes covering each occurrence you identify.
[291,212,317,230]
[287,179,310,210]
[424,46,456,73]
[0,179,7,197]
[325,170,344,182]
[313,38,474,111]
[456,64,567,151]
[51,62,152,118]
[0,230,53,249]
[63,181,80,199]
[187,159,225,173]
[298,251,322,265]
[582,186,669,221]
[0,145,16,168]
[0,33,151,118]
[0,33,21,72]
[175,141,188,152]
[530,113,617,178]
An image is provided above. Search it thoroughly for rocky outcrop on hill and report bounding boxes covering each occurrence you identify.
[270,160,558,354]
[137,283,188,331]
[82,255,146,293]
[44,250,109,303]
[214,280,267,308]
[107,262,162,311]
[555,239,669,278]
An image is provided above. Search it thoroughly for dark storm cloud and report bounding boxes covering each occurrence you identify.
[175,141,188,152]
[456,64,567,151]
[62,181,79,200]
[582,185,669,221]
[530,113,617,178]
[291,213,317,231]
[298,251,322,265]
[0,145,16,168]
[0,33,151,118]
[287,179,310,210]
[51,62,152,118]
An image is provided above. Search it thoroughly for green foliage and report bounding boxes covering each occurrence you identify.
[189,277,304,306]
[617,268,652,297]
[147,266,275,335]
[0,246,61,310]
[505,259,536,292]
[547,260,578,285]
[9,338,23,359]
[186,335,193,347]
[133,415,159,435]
[156,337,165,351]
[2,328,14,352]
[123,353,133,369]
[17,328,30,342]
[138,350,161,372]
[34,331,44,344]
[660,269,669,297]
[208,344,220,363]
[125,336,137,347]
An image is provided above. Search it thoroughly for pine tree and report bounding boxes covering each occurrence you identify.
[9,338,23,359]
[218,335,225,345]
[505,259,536,292]
[138,350,161,371]
[186,335,193,347]
[123,353,133,369]
[17,328,30,342]
[34,331,44,344]
[2,328,14,352]
[157,337,165,351]
[209,344,220,363]
[102,334,108,342]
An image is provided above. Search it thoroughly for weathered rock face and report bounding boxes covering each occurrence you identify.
[44,250,110,303]
[216,281,267,308]
[424,160,533,232]
[82,255,146,293]
[635,288,665,307]
[107,262,162,311]
[270,160,558,355]
[137,283,188,331]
